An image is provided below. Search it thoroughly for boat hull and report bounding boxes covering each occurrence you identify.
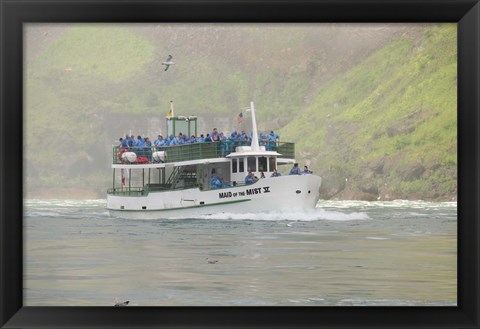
[107,174,321,220]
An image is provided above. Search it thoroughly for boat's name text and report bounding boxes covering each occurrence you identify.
[219,187,270,199]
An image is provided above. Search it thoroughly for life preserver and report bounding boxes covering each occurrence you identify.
[118,148,128,161]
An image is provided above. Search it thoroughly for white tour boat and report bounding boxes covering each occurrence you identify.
[107,102,321,219]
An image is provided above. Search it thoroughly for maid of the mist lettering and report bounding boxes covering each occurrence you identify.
[218,186,271,199]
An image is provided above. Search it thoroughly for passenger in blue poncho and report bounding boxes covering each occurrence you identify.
[135,136,145,147]
[270,168,281,177]
[210,174,223,189]
[127,135,134,148]
[210,169,230,189]
[245,171,258,185]
[239,130,248,144]
[198,134,205,143]
[260,132,268,147]
[167,134,177,146]
[144,137,152,147]
[154,135,165,149]
[177,133,185,145]
[289,163,302,175]
[302,165,313,174]
[144,137,152,161]
[266,130,279,151]
[120,137,128,148]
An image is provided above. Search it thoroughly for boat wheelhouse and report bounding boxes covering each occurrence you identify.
[107,102,321,219]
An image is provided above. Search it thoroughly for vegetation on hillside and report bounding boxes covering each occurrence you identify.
[281,24,456,200]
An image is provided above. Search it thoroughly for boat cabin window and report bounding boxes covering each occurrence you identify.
[239,158,245,172]
[232,158,238,173]
[269,157,276,171]
[247,157,256,172]
[258,157,267,172]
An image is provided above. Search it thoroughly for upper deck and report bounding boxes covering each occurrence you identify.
[112,140,295,165]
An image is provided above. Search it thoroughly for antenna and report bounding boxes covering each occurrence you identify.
[250,101,260,151]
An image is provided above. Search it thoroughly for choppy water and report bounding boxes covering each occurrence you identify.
[24,199,457,306]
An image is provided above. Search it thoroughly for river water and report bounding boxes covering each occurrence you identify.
[23,199,457,306]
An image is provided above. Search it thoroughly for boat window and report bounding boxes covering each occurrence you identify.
[239,158,245,172]
[258,157,267,172]
[232,158,237,173]
[269,157,276,171]
[247,157,256,171]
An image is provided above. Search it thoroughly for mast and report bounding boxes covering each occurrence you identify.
[250,101,260,151]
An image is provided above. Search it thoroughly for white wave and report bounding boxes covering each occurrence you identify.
[24,199,107,207]
[199,208,370,222]
[317,200,457,210]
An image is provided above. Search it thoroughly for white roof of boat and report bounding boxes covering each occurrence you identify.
[226,150,282,157]
[277,158,296,164]
[112,157,229,169]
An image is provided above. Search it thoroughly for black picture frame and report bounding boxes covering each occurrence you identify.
[1,0,479,328]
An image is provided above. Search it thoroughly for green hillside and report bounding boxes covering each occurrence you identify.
[281,25,457,200]
[24,24,456,200]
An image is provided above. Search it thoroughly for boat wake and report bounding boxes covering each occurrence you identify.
[198,208,370,222]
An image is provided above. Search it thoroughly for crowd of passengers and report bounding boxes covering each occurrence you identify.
[118,128,279,149]
[210,163,313,189]
[117,128,281,161]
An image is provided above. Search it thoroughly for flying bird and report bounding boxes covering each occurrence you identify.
[114,300,130,306]
[162,55,174,71]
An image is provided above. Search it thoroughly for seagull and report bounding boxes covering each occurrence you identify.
[162,55,174,71]
[114,300,130,306]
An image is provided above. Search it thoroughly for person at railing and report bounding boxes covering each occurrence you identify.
[154,135,166,149]
[228,131,238,150]
[132,135,144,157]
[239,130,248,146]
[220,133,229,157]
[211,128,220,143]
[118,137,127,148]
[167,134,177,146]
[289,163,302,175]
[260,171,266,179]
[205,133,212,142]
[188,135,196,144]
[302,165,313,174]
[144,137,152,147]
[198,134,205,143]
[260,132,268,146]
[270,168,281,177]
[144,137,152,161]
[245,171,258,185]
[135,135,145,147]
[267,130,279,151]
[127,134,135,148]
[177,132,186,145]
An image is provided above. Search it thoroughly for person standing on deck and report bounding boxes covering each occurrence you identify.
[211,128,220,142]
[245,171,258,185]
[289,163,302,175]
[271,168,281,177]
[302,166,313,174]
[154,135,164,149]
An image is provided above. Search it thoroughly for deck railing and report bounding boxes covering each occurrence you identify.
[112,140,295,165]
[107,179,260,196]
